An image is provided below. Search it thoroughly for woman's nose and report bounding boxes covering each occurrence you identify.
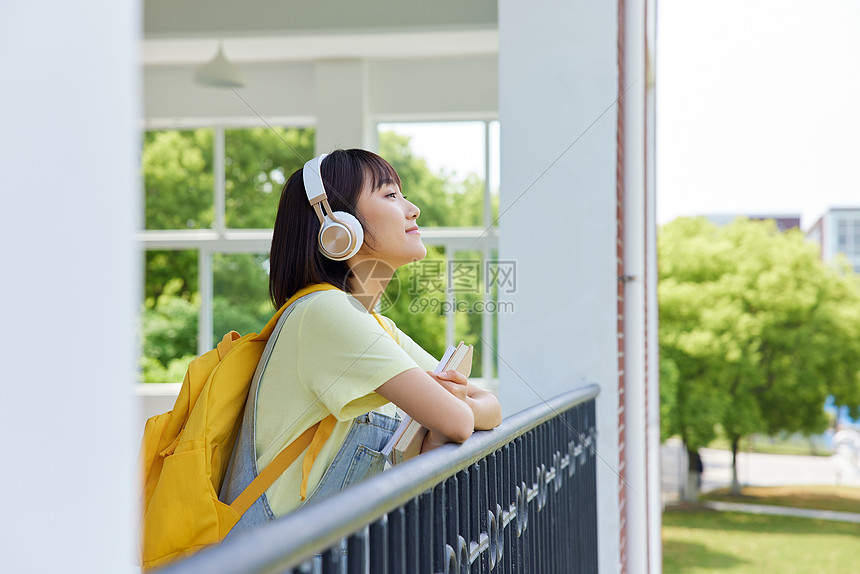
[407,200,420,220]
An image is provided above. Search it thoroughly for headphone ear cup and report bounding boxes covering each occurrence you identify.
[332,211,364,259]
[319,211,364,261]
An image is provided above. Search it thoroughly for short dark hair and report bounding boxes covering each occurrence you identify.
[268,149,401,308]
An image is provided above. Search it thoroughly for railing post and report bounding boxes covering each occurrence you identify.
[369,516,388,574]
[387,507,406,573]
[347,526,367,573]
[419,490,434,573]
[433,483,447,573]
[405,498,421,573]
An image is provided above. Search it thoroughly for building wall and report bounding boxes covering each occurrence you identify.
[499,1,657,572]
[807,209,860,274]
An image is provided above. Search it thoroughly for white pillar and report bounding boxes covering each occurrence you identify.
[645,3,663,573]
[498,0,622,571]
[622,0,651,570]
[0,1,140,572]
[313,60,373,154]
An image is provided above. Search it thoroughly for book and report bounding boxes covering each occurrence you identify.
[381,341,474,465]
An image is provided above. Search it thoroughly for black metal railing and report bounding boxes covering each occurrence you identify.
[156,385,599,574]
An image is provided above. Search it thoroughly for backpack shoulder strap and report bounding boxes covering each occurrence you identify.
[216,331,241,359]
[224,283,342,517]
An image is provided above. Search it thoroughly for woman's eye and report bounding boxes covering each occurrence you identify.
[386,192,397,198]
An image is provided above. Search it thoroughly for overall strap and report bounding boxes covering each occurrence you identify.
[229,415,336,516]
[371,312,397,341]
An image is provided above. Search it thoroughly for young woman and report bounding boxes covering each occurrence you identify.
[220,149,502,533]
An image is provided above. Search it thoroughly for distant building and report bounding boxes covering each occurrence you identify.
[807,208,860,273]
[704,213,801,231]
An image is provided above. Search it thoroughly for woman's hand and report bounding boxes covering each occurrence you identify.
[427,369,469,402]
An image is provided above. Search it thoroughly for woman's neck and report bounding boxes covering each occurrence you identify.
[347,258,394,312]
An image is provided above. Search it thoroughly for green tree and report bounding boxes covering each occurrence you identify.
[212,253,272,338]
[659,217,860,498]
[142,128,213,305]
[143,130,214,230]
[140,283,198,382]
[225,127,314,229]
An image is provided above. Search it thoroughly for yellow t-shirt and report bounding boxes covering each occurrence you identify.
[255,288,438,517]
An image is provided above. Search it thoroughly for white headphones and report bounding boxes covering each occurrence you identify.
[302,153,364,261]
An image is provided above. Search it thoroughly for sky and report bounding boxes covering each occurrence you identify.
[657,0,860,230]
[378,120,499,192]
[380,1,860,231]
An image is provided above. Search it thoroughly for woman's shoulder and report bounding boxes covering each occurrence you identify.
[298,288,361,313]
[294,288,382,330]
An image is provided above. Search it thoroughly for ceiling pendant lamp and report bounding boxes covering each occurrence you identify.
[194,45,245,88]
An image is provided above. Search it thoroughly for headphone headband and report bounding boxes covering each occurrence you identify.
[302,153,328,203]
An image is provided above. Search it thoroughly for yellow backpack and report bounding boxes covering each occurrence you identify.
[138,283,338,570]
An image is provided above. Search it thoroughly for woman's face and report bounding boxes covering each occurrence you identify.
[353,179,425,269]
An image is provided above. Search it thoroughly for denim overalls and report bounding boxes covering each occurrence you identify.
[219,291,400,539]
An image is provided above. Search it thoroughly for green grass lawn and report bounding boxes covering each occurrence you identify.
[663,509,860,574]
[703,485,860,514]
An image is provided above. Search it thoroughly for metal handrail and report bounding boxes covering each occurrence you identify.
[156,384,599,574]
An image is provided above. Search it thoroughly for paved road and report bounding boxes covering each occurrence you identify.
[703,500,860,523]
[661,438,860,503]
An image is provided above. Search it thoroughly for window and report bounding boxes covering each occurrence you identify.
[376,121,501,379]
[837,220,849,250]
[853,220,860,256]
[835,216,860,257]
[139,126,314,383]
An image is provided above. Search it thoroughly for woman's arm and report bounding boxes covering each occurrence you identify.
[375,367,475,443]
[382,324,502,429]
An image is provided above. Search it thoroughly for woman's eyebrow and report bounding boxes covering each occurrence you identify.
[373,182,398,193]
